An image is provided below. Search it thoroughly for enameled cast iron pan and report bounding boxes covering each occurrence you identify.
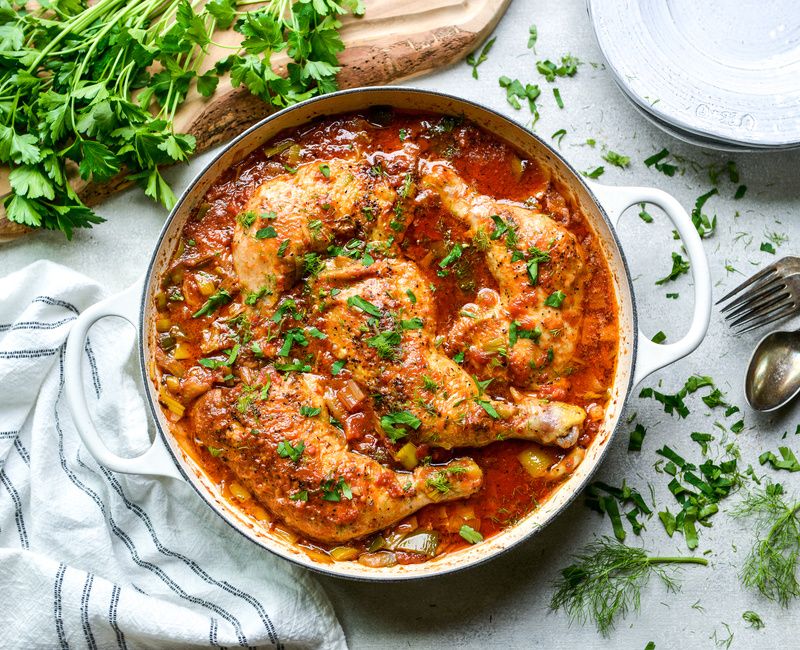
[64,88,711,581]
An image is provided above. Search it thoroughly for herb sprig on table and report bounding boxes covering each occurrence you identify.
[0,0,363,238]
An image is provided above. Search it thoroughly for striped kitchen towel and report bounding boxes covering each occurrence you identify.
[0,260,346,649]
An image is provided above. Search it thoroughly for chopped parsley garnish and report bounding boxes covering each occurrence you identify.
[466,36,497,79]
[299,406,321,418]
[406,289,417,304]
[274,359,312,373]
[759,447,800,472]
[475,399,500,419]
[192,288,232,318]
[426,471,452,494]
[526,247,551,284]
[527,24,537,52]
[553,87,564,109]
[638,203,653,223]
[319,163,331,178]
[198,343,240,370]
[398,128,409,141]
[277,239,290,257]
[400,317,424,330]
[582,166,604,179]
[586,480,652,540]
[255,225,277,239]
[271,298,301,322]
[277,439,305,462]
[459,525,483,544]
[644,148,678,176]
[331,359,346,375]
[655,252,690,285]
[551,128,567,146]
[380,411,422,442]
[651,331,667,344]
[690,188,718,238]
[761,241,776,254]
[347,295,382,317]
[536,54,579,82]
[422,375,439,392]
[367,328,402,360]
[279,328,309,357]
[307,219,323,240]
[509,320,542,346]
[628,422,647,452]
[207,446,224,457]
[321,477,352,502]
[544,290,566,308]
[303,252,324,276]
[238,211,257,228]
[439,242,463,268]
[290,490,308,501]
[245,286,271,306]
[734,185,747,200]
[453,351,465,363]
[602,150,630,168]
[498,76,541,115]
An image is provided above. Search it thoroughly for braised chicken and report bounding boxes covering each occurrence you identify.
[159,112,619,555]
[191,372,482,544]
[309,257,586,448]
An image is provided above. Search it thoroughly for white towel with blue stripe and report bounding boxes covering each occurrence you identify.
[0,261,346,649]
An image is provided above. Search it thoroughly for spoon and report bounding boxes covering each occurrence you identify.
[745,328,800,412]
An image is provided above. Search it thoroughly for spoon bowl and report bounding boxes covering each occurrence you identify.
[745,328,800,412]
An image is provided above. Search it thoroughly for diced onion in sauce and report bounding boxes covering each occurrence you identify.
[229,482,251,501]
[338,380,365,412]
[358,551,397,568]
[329,546,360,561]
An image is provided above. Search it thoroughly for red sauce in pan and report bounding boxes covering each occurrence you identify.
[152,110,618,565]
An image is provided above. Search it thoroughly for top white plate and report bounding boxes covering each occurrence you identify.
[588,0,800,148]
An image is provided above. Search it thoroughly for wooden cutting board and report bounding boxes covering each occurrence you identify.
[0,0,510,242]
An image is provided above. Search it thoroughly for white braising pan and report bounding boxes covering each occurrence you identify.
[64,88,712,580]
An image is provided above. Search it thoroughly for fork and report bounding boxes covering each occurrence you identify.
[717,256,800,333]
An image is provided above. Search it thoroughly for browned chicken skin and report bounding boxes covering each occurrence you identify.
[191,373,482,544]
[202,152,590,543]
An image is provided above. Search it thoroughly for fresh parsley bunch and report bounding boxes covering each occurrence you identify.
[0,0,363,238]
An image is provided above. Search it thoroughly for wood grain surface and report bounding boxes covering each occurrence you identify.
[0,0,510,242]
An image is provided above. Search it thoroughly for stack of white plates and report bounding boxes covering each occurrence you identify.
[588,0,800,151]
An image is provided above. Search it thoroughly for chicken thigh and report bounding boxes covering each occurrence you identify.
[310,257,586,448]
[191,371,483,544]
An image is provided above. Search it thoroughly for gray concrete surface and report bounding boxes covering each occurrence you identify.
[5,0,800,647]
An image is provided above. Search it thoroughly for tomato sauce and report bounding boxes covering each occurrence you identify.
[153,110,618,565]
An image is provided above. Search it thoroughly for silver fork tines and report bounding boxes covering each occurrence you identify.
[717,256,800,333]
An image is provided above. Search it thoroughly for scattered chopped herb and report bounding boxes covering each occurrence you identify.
[742,611,765,630]
[475,399,500,419]
[290,490,308,501]
[760,241,776,254]
[238,211,257,228]
[331,359,346,375]
[319,163,331,178]
[459,525,483,544]
[509,320,542,347]
[691,189,718,238]
[628,423,647,452]
[655,252,690,285]
[380,411,422,442]
[666,292,679,299]
[644,148,678,176]
[651,331,667,344]
[498,76,541,115]
[439,242,464,268]
[638,203,654,223]
[277,239,290,257]
[582,166,605,179]
[347,295,382,317]
[321,477,352,502]
[545,290,566,308]
[553,87,564,109]
[527,24,537,52]
[255,225,278,239]
[526,247,551,285]
[759,447,800,472]
[466,36,497,79]
[192,289,232,318]
[735,185,747,200]
[603,151,630,168]
[277,439,305,463]
[536,55,580,82]
[552,128,567,146]
[586,480,653,540]
[299,406,321,418]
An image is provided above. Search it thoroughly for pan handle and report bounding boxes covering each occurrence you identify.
[64,278,184,480]
[588,182,712,386]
